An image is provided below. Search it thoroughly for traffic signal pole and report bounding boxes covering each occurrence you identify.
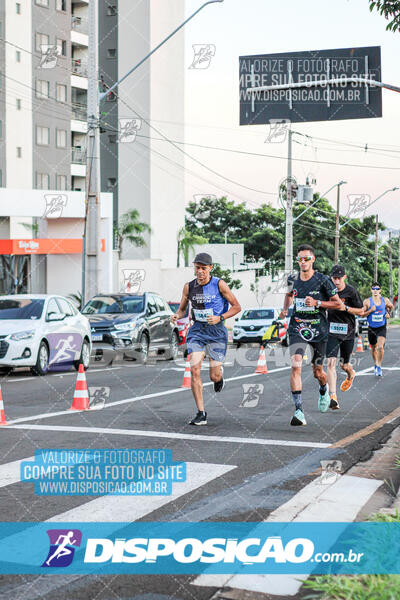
[285,129,293,272]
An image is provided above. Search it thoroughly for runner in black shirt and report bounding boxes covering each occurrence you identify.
[326,265,364,409]
[279,244,342,426]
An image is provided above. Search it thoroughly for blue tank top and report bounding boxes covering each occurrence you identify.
[188,276,229,322]
[367,296,386,328]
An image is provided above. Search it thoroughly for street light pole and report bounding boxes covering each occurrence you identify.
[83,0,224,303]
[334,183,342,263]
[374,214,379,282]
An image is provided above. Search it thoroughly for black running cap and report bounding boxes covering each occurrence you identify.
[193,252,212,265]
[331,264,346,277]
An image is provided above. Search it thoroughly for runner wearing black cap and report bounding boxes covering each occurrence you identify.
[279,244,342,426]
[326,265,364,409]
[362,282,393,376]
[171,252,241,425]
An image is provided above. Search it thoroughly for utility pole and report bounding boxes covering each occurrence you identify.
[285,128,293,272]
[82,1,224,304]
[398,234,400,317]
[374,214,379,282]
[334,183,340,263]
[388,231,393,302]
[84,0,101,306]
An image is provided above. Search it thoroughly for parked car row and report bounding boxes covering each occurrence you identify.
[0,292,182,375]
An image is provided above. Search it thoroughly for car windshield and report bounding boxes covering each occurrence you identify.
[241,309,275,320]
[168,303,189,318]
[82,296,144,315]
[0,298,44,320]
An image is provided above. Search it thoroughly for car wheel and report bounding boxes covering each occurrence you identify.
[139,332,149,364]
[74,339,91,371]
[166,331,179,361]
[31,341,49,376]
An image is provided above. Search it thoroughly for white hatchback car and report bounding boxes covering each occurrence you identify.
[0,294,92,375]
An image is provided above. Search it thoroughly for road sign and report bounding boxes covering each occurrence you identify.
[239,46,382,125]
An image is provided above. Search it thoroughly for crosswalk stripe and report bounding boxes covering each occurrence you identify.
[0,456,35,489]
[193,474,382,596]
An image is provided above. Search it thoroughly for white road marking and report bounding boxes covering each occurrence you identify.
[0,456,34,488]
[8,424,331,449]
[193,474,382,596]
[0,461,236,570]
[8,367,122,382]
[6,366,291,426]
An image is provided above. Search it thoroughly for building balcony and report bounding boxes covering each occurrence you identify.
[71,148,86,164]
[72,58,88,77]
[71,102,87,121]
[72,15,88,34]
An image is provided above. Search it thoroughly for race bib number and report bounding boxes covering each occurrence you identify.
[193,308,213,322]
[295,297,315,312]
[371,313,384,323]
[329,322,348,335]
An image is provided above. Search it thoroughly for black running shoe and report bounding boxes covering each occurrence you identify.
[214,366,225,393]
[329,395,340,410]
[189,411,207,426]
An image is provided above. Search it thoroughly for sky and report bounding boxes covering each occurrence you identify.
[174,0,400,230]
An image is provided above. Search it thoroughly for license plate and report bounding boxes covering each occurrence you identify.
[92,333,103,341]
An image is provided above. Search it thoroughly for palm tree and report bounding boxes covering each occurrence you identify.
[114,209,151,260]
[177,227,208,267]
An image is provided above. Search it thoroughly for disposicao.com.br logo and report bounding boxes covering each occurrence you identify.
[42,529,82,568]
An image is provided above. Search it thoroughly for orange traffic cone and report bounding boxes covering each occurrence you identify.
[255,345,268,374]
[181,358,192,388]
[356,335,364,353]
[70,364,90,410]
[0,386,8,425]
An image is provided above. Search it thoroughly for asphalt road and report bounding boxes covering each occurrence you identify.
[0,329,399,599]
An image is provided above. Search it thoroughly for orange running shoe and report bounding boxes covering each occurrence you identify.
[340,372,356,392]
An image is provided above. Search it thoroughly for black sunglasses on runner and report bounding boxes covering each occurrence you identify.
[371,286,381,290]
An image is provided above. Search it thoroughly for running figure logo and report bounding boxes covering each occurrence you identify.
[346,194,370,219]
[38,45,60,69]
[265,119,290,143]
[319,460,342,485]
[49,335,78,365]
[189,44,216,69]
[118,118,142,143]
[43,194,68,218]
[42,529,82,567]
[240,384,264,408]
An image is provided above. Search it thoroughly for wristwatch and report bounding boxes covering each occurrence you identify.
[345,305,349,312]
[220,315,225,323]
[316,300,322,309]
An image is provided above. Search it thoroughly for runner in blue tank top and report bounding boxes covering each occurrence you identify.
[362,282,393,377]
[171,252,241,425]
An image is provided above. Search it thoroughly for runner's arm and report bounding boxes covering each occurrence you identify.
[279,292,293,319]
[361,298,374,316]
[215,280,241,322]
[170,283,189,323]
[305,293,343,310]
[385,297,394,312]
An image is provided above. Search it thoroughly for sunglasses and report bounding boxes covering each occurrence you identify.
[296,256,312,263]
[371,286,381,291]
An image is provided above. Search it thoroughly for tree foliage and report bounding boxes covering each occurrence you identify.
[369,0,400,31]
[186,195,396,299]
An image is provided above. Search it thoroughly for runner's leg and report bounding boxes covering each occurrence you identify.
[189,351,206,411]
[376,335,386,367]
[327,357,337,394]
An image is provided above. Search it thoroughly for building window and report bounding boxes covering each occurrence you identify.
[56,0,66,11]
[36,126,50,146]
[16,3,21,14]
[36,173,50,189]
[107,48,117,59]
[108,134,117,144]
[36,79,49,99]
[56,129,67,148]
[36,32,49,52]
[107,5,117,15]
[17,147,22,158]
[56,83,67,102]
[16,99,21,110]
[16,50,21,62]
[107,177,116,188]
[56,174,67,190]
[56,38,67,57]
[35,0,49,7]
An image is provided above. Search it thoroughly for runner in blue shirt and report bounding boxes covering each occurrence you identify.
[362,282,393,377]
[171,253,241,425]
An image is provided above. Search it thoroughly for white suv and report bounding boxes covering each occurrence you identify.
[233,308,281,346]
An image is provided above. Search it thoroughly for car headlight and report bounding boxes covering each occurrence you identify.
[114,321,137,331]
[9,329,36,341]
[233,327,241,333]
